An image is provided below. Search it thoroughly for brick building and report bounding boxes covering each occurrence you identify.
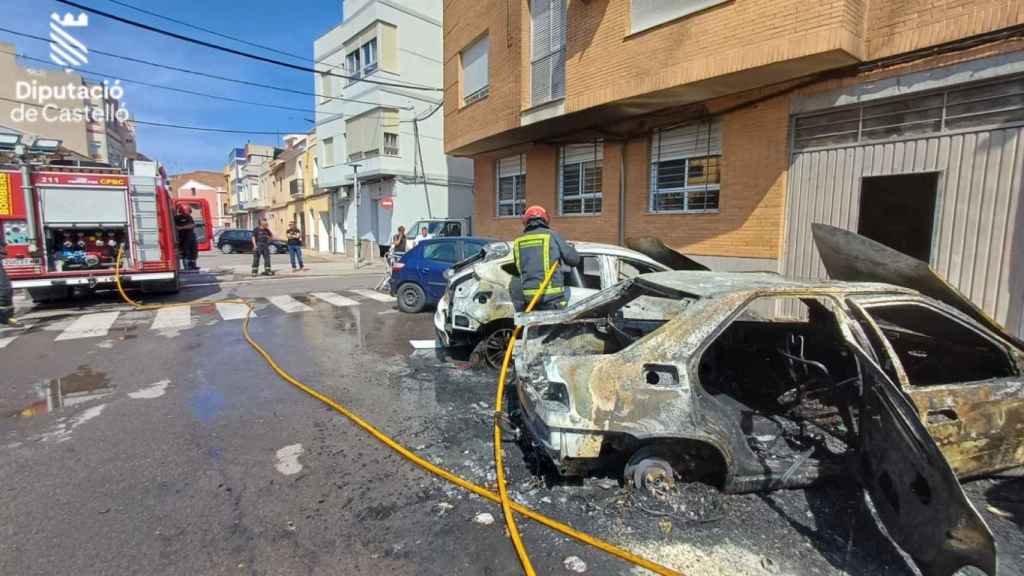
[168,170,231,229]
[443,0,1024,337]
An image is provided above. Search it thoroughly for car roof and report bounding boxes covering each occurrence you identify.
[638,270,917,298]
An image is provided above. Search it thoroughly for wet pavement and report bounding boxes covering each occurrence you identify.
[0,276,1022,575]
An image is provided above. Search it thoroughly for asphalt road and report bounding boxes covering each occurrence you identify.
[0,271,1021,576]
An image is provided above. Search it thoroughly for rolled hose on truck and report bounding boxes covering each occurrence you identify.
[113,248,681,576]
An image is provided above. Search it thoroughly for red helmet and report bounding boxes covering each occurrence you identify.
[521,205,549,225]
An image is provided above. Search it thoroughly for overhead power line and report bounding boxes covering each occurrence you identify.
[0,96,298,135]
[103,0,311,64]
[56,0,444,92]
[0,47,318,115]
[0,28,406,109]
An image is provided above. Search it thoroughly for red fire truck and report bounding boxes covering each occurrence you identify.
[173,197,213,252]
[0,159,182,302]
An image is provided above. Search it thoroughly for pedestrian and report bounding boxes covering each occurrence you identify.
[511,205,580,311]
[0,233,14,325]
[251,217,274,276]
[411,226,432,249]
[391,225,408,254]
[174,204,199,271]
[286,221,305,271]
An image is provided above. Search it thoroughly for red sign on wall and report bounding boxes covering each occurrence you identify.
[379,196,394,209]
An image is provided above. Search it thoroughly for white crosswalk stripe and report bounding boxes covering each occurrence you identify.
[0,335,17,349]
[351,289,396,303]
[150,306,192,331]
[216,302,254,321]
[311,292,359,307]
[55,312,120,341]
[268,295,313,314]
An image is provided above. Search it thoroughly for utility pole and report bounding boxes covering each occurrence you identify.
[351,163,361,270]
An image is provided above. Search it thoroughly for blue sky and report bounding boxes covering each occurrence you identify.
[3,0,345,174]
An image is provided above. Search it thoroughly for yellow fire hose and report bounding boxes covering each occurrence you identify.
[113,249,681,576]
[492,261,560,576]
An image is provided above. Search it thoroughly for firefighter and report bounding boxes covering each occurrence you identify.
[251,217,274,276]
[0,234,13,325]
[174,204,199,271]
[512,205,579,311]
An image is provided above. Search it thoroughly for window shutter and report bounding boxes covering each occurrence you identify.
[651,121,721,161]
[531,0,552,59]
[562,143,602,164]
[550,0,565,52]
[498,155,526,177]
[462,36,489,98]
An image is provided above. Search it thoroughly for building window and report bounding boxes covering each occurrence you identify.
[630,0,730,33]
[650,120,721,213]
[346,108,399,161]
[559,142,602,215]
[345,50,361,77]
[362,38,378,74]
[531,0,566,106]
[461,35,489,105]
[383,132,399,156]
[496,155,526,217]
[323,137,335,167]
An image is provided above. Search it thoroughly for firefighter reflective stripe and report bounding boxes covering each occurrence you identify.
[514,232,564,296]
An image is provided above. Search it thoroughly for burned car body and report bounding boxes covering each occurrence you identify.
[513,227,1024,576]
[434,241,675,367]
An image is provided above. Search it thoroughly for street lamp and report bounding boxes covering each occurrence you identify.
[0,132,22,149]
[30,138,62,152]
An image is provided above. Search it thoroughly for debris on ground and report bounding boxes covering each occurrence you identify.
[472,512,494,525]
[436,502,454,517]
[563,555,587,573]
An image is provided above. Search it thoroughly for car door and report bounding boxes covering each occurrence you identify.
[419,240,461,301]
[845,342,997,576]
[851,299,1024,478]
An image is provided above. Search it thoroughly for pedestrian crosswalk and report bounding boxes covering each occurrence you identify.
[2,289,398,348]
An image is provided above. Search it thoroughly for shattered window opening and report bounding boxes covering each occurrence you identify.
[862,302,1016,387]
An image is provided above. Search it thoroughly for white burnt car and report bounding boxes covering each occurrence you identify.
[512,224,1024,576]
[434,239,708,368]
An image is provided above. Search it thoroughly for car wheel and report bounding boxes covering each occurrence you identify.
[480,326,514,370]
[221,244,234,254]
[625,452,675,496]
[397,283,426,313]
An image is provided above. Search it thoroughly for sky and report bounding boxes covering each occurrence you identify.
[2,0,345,174]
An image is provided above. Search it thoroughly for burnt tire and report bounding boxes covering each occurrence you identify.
[479,325,514,370]
[625,453,676,495]
[397,283,426,313]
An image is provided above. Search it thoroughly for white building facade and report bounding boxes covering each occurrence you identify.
[314,0,473,256]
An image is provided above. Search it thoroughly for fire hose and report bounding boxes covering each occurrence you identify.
[113,248,681,576]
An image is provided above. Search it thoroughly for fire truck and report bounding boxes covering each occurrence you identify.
[0,159,183,302]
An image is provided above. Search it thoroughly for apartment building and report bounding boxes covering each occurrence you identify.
[0,43,139,166]
[169,170,231,229]
[226,143,277,229]
[315,0,473,257]
[444,0,1024,338]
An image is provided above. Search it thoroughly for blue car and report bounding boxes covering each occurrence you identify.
[391,237,495,313]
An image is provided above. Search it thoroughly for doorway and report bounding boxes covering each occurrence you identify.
[858,173,939,262]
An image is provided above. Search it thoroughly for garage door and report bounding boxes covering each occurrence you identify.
[783,75,1024,337]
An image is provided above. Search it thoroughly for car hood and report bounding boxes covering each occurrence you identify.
[812,223,1023,349]
[625,237,710,271]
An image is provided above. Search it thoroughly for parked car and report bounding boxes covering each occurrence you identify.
[391,237,495,313]
[217,229,288,255]
[434,239,708,368]
[513,225,1021,576]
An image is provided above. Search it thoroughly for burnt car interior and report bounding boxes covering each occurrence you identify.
[697,296,861,482]
[859,303,1016,387]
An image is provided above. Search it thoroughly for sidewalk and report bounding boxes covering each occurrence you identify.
[192,249,387,283]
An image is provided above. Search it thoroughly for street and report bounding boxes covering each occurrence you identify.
[0,253,1020,576]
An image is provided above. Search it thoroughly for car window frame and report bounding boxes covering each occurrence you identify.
[854,297,1018,390]
[423,239,461,264]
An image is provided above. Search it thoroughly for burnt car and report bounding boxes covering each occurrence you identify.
[435,238,708,368]
[513,225,1023,576]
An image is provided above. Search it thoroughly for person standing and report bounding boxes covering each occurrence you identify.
[174,204,199,271]
[0,234,13,325]
[286,221,305,271]
[391,225,408,254]
[411,226,432,249]
[251,217,274,276]
[511,205,579,311]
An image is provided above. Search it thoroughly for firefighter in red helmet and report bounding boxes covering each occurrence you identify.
[511,205,579,311]
[174,204,199,271]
